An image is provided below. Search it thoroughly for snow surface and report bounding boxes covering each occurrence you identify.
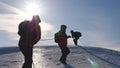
[0,45,120,68]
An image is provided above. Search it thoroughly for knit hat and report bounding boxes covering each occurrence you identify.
[61,25,67,29]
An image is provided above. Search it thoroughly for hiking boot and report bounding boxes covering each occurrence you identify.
[59,60,67,64]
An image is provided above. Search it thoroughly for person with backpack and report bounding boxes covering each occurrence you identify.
[70,30,82,45]
[54,25,71,64]
[18,15,41,68]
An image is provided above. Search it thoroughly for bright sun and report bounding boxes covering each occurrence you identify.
[26,3,40,16]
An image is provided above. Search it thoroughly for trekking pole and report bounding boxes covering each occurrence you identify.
[40,38,54,41]
[40,36,72,41]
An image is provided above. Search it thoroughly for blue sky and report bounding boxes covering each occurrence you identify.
[0,0,120,51]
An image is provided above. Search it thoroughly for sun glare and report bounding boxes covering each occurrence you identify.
[26,3,40,16]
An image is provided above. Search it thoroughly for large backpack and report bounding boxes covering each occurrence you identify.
[18,20,30,37]
[54,32,59,43]
[77,32,82,37]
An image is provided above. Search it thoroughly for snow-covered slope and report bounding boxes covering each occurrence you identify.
[0,46,120,68]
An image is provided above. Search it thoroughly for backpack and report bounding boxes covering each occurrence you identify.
[77,32,82,37]
[18,20,30,37]
[54,32,59,43]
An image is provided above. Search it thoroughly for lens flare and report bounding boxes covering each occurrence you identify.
[88,58,99,68]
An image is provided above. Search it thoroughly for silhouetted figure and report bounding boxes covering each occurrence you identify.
[54,25,71,64]
[71,30,82,45]
[18,15,41,68]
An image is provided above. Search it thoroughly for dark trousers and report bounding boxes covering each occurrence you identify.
[59,46,70,63]
[19,45,33,68]
[73,38,79,45]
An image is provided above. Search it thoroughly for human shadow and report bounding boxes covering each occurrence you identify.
[64,64,74,68]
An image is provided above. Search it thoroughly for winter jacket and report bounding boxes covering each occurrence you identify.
[18,20,41,46]
[56,30,68,46]
[71,32,82,39]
